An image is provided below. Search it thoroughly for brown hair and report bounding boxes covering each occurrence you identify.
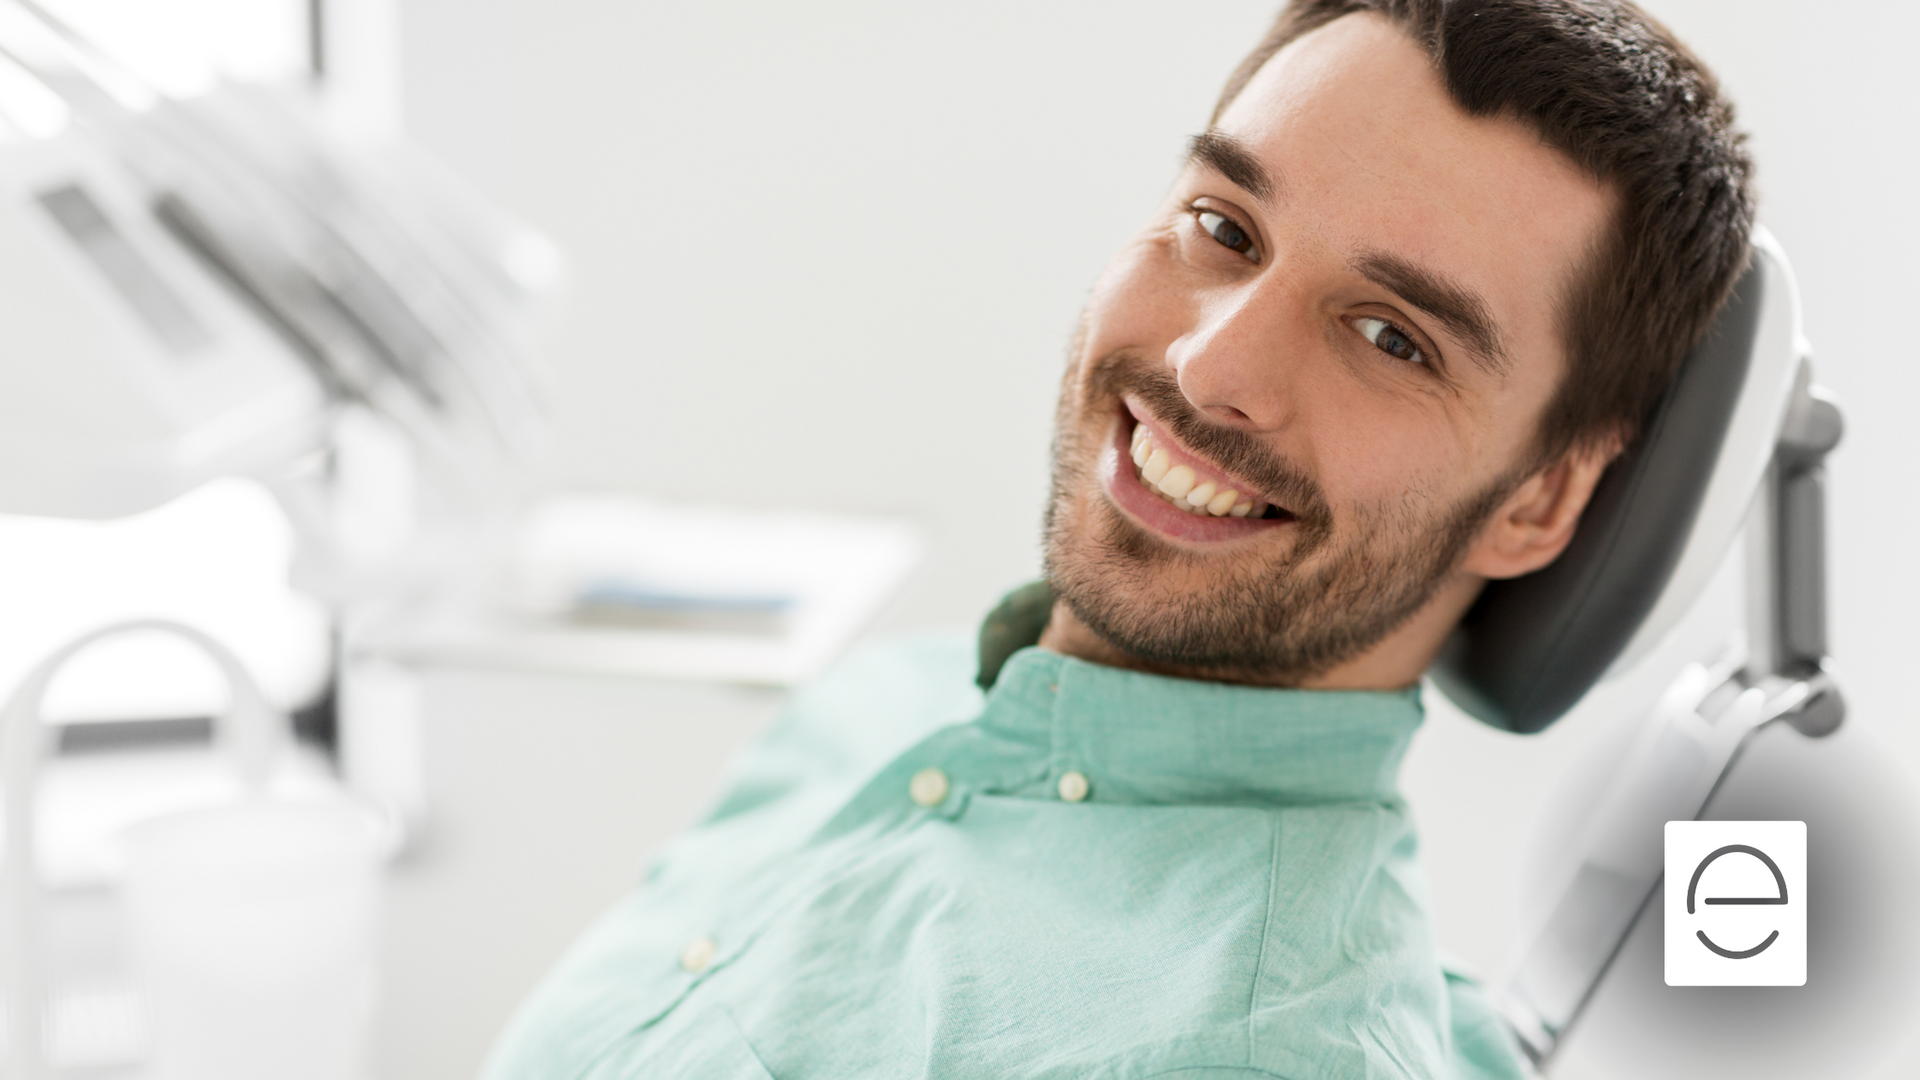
[1216,0,1754,461]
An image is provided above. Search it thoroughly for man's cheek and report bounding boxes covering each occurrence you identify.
[1323,421,1462,500]
[1083,252,1189,358]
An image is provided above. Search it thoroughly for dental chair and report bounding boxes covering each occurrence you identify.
[1431,228,1920,1078]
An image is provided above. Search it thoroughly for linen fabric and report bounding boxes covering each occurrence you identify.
[482,627,1528,1079]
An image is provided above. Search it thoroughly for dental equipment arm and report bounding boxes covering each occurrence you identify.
[1493,357,1846,1067]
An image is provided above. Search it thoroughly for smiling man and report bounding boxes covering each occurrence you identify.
[485,2,1752,1078]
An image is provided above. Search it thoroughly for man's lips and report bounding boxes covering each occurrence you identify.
[1099,405,1292,543]
[1123,401,1287,516]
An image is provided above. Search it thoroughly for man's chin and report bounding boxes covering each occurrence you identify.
[1043,472,1456,685]
[1044,486,1313,681]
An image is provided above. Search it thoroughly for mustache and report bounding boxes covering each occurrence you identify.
[1087,351,1333,533]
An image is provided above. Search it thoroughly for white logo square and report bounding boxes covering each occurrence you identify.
[1664,820,1806,986]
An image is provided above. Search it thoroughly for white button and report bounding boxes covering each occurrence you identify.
[1057,770,1090,803]
[909,767,949,807]
[679,935,717,973]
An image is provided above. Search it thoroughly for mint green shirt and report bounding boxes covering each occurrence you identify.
[482,632,1527,1079]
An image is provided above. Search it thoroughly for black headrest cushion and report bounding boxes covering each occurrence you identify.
[1431,260,1765,733]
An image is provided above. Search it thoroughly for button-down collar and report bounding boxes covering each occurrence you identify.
[975,646,1423,808]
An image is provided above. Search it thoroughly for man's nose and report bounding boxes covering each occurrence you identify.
[1163,276,1309,432]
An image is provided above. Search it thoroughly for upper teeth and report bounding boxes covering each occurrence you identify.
[1129,423,1256,517]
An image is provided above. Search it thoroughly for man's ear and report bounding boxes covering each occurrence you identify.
[1461,433,1624,581]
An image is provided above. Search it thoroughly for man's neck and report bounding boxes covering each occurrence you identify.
[1035,571,1484,691]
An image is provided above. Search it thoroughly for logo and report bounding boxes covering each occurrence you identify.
[1664,820,1806,986]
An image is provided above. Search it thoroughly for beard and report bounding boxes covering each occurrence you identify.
[1042,348,1520,685]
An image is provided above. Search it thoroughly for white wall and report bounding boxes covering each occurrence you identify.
[397,0,1283,628]
[395,0,1920,1060]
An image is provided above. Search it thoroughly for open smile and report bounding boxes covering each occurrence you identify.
[1099,400,1294,542]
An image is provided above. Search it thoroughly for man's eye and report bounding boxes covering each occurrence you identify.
[1196,210,1257,261]
[1354,317,1426,365]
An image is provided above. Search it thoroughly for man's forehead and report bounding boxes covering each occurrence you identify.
[1203,12,1614,380]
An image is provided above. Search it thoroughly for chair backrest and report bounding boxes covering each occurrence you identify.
[1432,229,1806,733]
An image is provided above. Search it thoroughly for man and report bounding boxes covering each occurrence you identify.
[485,1,1751,1076]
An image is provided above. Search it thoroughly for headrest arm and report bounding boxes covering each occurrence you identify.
[1744,360,1846,735]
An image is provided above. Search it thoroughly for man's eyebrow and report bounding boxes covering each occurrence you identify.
[1353,251,1511,377]
[1185,129,1276,204]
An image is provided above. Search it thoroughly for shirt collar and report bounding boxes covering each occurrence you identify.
[974,646,1423,807]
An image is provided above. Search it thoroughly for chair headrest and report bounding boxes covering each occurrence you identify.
[1432,230,1804,733]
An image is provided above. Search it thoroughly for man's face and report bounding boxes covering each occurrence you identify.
[1044,12,1615,685]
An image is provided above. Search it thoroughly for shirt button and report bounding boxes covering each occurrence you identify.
[1057,770,1090,803]
[680,935,717,973]
[909,766,950,807]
